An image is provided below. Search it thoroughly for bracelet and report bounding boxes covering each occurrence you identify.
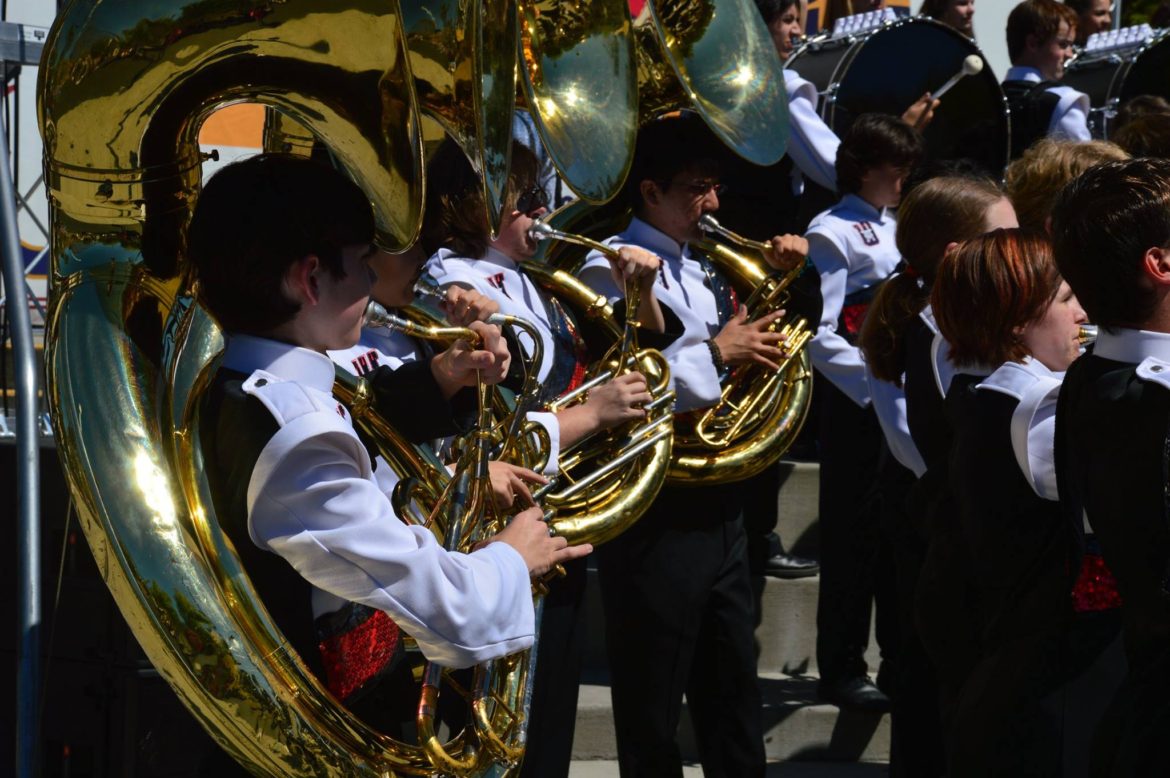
[706,338,726,373]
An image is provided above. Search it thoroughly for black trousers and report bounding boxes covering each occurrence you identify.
[597,483,765,777]
[518,556,587,778]
[815,376,897,685]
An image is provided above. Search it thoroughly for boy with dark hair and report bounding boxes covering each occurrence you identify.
[805,112,923,712]
[192,154,590,725]
[578,113,809,777]
[1051,157,1170,775]
[1003,0,1090,158]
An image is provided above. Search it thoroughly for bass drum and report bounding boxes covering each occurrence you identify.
[1063,31,1170,139]
[786,17,1009,177]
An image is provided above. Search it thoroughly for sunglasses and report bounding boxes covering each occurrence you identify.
[516,186,550,215]
[666,178,726,198]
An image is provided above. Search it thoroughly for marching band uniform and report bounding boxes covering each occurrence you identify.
[946,357,1079,776]
[806,193,903,700]
[425,246,668,778]
[578,216,766,776]
[1002,65,1091,158]
[1057,328,1170,775]
[199,334,535,731]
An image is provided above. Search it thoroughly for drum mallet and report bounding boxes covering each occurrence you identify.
[931,55,983,99]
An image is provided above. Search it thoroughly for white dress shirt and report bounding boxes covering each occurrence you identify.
[427,247,562,383]
[976,357,1065,501]
[578,217,725,413]
[221,334,535,669]
[806,193,901,407]
[784,69,839,193]
[1004,66,1092,142]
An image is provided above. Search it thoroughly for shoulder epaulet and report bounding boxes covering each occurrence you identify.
[241,370,350,427]
[1136,356,1170,391]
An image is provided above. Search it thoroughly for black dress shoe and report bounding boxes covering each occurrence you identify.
[818,676,891,713]
[763,552,819,579]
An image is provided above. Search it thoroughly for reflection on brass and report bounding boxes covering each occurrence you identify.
[36,0,540,775]
[537,200,813,487]
[517,0,638,204]
[637,0,791,166]
[400,0,518,236]
[517,256,677,545]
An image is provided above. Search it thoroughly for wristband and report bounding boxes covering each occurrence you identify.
[706,338,726,373]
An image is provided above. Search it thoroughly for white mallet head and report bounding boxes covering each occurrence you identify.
[961,54,984,76]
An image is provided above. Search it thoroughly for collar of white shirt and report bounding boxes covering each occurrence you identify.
[479,246,520,271]
[221,334,336,392]
[1093,327,1170,365]
[838,192,889,225]
[1005,66,1044,83]
[978,356,1064,398]
[624,216,687,262]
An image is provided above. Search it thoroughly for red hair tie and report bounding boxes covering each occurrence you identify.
[902,263,919,279]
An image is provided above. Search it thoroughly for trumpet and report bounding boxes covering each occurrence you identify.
[1079,324,1098,346]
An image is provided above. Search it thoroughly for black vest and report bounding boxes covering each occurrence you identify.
[948,373,1079,646]
[904,316,951,475]
[1057,353,1170,671]
[1003,79,1062,160]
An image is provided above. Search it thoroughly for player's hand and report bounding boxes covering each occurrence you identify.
[762,234,809,272]
[491,507,593,578]
[436,321,511,387]
[713,307,789,371]
[607,246,662,287]
[488,461,548,509]
[581,372,653,430]
[441,286,500,326]
[902,92,939,130]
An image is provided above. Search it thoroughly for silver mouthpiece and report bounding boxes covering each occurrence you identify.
[698,213,721,234]
[527,218,558,242]
[413,273,446,304]
[1078,324,1098,347]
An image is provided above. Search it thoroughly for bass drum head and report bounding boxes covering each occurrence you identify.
[793,18,1009,177]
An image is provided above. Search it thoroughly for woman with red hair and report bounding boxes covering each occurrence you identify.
[932,229,1090,775]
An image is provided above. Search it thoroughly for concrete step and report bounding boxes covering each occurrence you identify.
[572,674,890,763]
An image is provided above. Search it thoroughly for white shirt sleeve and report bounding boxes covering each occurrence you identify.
[524,410,561,476]
[247,412,536,669]
[867,371,926,477]
[1047,86,1092,141]
[786,78,839,192]
[807,230,871,407]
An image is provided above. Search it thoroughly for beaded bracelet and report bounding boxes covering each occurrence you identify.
[706,338,726,373]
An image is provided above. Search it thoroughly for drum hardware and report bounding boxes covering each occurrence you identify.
[1063,27,1170,139]
[829,8,899,41]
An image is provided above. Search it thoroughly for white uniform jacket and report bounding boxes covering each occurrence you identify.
[806,193,901,407]
[222,334,536,669]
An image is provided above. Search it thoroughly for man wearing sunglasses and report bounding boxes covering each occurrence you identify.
[420,138,672,778]
[577,114,810,778]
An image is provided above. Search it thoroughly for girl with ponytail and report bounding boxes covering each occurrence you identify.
[856,174,1016,775]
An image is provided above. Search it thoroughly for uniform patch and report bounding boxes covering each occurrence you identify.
[486,272,511,299]
[350,349,381,376]
[853,221,880,247]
